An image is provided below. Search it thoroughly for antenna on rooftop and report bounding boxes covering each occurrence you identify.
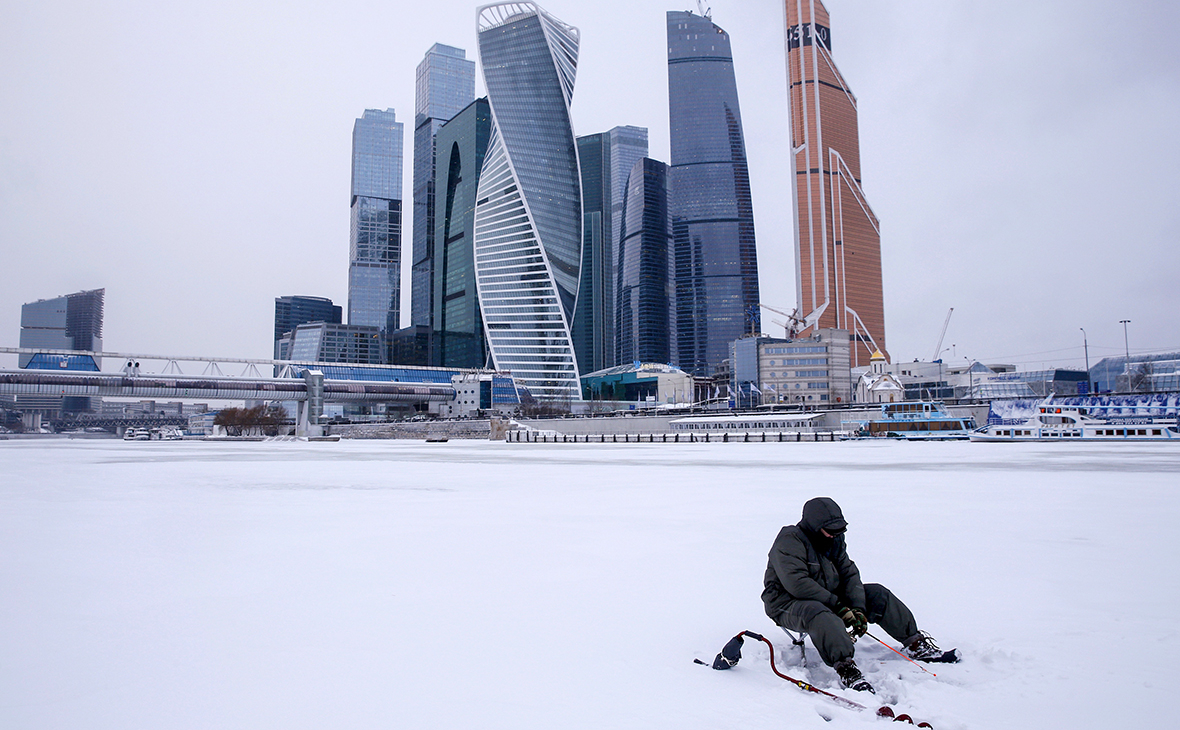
[696,1,712,19]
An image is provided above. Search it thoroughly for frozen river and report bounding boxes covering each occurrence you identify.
[1,438,1177,729]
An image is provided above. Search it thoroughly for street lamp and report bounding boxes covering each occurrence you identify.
[1080,328,1090,394]
[1119,319,1131,392]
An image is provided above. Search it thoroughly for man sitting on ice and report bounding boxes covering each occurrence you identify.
[762,497,960,693]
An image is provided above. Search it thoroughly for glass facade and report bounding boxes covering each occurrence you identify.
[667,11,760,376]
[349,109,403,362]
[412,44,476,330]
[19,289,104,369]
[617,158,673,365]
[274,296,341,342]
[474,3,583,401]
[571,127,649,377]
[433,98,492,369]
[289,323,383,365]
[785,0,887,364]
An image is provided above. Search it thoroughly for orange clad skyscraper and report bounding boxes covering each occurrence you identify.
[784,0,887,364]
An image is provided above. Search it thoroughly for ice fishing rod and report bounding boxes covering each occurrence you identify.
[697,630,934,727]
[863,630,937,677]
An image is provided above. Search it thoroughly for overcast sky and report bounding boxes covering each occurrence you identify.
[2,0,1177,373]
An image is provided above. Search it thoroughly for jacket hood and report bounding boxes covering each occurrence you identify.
[799,497,848,535]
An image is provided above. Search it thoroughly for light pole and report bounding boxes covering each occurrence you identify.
[1080,327,1090,394]
[1119,319,1131,392]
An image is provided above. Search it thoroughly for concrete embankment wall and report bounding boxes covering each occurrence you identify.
[331,420,492,440]
[326,404,990,440]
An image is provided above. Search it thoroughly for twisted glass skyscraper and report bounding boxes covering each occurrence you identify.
[474,3,582,400]
[667,10,760,376]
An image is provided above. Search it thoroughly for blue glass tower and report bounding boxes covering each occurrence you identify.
[617,158,673,365]
[411,44,476,330]
[474,3,583,401]
[667,10,760,376]
[433,97,492,369]
[348,108,403,363]
[572,126,648,376]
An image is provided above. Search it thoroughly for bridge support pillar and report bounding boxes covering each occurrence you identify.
[296,370,325,439]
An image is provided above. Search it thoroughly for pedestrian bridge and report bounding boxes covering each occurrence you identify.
[0,347,467,436]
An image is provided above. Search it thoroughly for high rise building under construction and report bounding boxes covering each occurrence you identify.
[784,0,887,365]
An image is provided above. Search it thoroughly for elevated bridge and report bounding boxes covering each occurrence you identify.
[0,347,469,437]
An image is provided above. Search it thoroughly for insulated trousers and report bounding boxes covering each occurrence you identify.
[773,583,919,667]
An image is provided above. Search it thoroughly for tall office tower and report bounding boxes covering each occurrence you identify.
[433,98,492,368]
[19,288,104,412]
[616,158,674,365]
[572,126,648,376]
[19,288,104,367]
[474,3,583,401]
[667,10,760,377]
[348,108,403,363]
[784,0,886,364]
[411,44,476,333]
[273,296,342,359]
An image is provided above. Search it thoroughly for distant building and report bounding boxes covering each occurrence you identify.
[18,288,105,413]
[19,288,104,366]
[411,44,476,333]
[785,0,887,364]
[572,126,649,376]
[474,3,583,401]
[855,351,905,403]
[616,157,673,366]
[1091,353,1180,394]
[287,322,383,365]
[581,362,694,405]
[388,325,431,367]
[349,108,404,362]
[274,296,341,358]
[668,10,759,376]
[730,329,852,408]
[432,98,492,369]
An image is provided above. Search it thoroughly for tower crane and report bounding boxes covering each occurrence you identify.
[931,308,954,362]
[759,303,807,339]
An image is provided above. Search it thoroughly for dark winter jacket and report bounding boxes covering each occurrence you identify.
[761,497,865,623]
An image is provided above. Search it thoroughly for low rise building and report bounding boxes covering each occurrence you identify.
[729,329,852,408]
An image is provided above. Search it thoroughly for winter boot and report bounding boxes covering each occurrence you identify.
[903,632,961,663]
[833,658,874,693]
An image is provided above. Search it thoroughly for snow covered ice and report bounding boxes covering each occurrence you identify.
[1,438,1176,729]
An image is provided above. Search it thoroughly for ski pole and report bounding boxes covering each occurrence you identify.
[864,631,936,677]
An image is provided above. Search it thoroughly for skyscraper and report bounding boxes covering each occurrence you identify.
[433,97,492,369]
[572,126,648,376]
[667,10,760,376]
[19,288,104,412]
[784,0,887,364]
[617,158,674,365]
[19,288,104,367]
[348,108,403,363]
[411,44,476,332]
[474,2,583,401]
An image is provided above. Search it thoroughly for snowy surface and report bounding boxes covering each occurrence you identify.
[1,438,1177,729]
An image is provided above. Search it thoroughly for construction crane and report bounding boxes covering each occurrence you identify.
[759,303,807,339]
[931,308,954,362]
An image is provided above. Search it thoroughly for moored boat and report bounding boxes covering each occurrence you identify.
[843,401,976,440]
[970,397,1180,442]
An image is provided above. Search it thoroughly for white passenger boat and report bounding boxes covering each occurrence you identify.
[123,427,151,441]
[970,398,1180,442]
